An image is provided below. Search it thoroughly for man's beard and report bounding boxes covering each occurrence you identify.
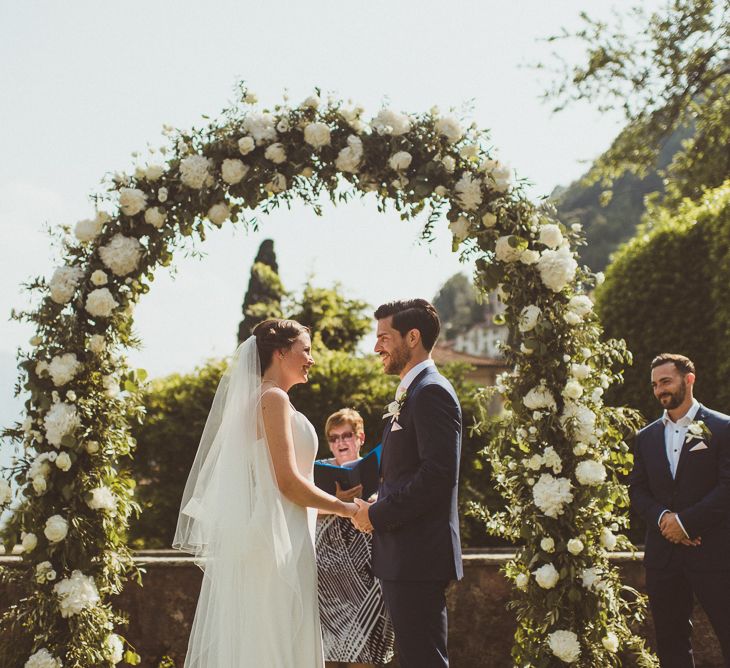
[383,343,410,375]
[658,379,687,409]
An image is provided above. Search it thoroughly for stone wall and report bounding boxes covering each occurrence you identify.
[0,550,724,667]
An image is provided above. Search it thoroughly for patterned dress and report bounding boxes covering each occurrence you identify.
[315,475,395,664]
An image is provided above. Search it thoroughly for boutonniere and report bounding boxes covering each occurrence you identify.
[685,419,711,443]
[383,389,407,423]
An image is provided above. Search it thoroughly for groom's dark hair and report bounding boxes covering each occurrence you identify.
[374,299,441,351]
[651,353,695,376]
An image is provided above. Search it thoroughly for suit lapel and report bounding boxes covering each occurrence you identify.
[674,404,707,482]
[651,420,673,482]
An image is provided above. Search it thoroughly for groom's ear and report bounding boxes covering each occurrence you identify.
[406,328,422,349]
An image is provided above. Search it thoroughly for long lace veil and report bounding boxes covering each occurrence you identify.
[173,337,305,666]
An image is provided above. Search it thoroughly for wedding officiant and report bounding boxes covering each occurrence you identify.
[315,408,395,668]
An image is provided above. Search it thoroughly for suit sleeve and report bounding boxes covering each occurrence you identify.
[369,384,461,532]
[679,420,730,538]
[628,432,666,528]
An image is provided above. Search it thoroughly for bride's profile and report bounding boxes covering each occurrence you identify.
[173,319,357,667]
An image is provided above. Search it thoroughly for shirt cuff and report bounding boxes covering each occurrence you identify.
[675,514,690,539]
[657,509,670,527]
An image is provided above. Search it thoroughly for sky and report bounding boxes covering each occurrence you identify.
[0,0,659,436]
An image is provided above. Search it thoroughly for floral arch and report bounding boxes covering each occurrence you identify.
[0,86,654,666]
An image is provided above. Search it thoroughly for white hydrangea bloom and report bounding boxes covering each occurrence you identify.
[44,401,79,448]
[532,473,573,518]
[144,206,167,228]
[44,514,69,543]
[179,155,213,189]
[303,122,331,148]
[533,563,559,589]
[388,151,412,171]
[99,234,143,277]
[242,112,277,144]
[548,630,581,663]
[454,172,483,211]
[264,143,287,164]
[490,162,512,192]
[335,135,363,173]
[518,305,541,333]
[24,648,62,668]
[85,288,119,318]
[207,203,230,227]
[87,486,116,512]
[221,158,249,185]
[53,570,100,617]
[539,223,564,249]
[48,353,81,387]
[575,459,607,486]
[118,188,147,216]
[49,266,84,304]
[372,109,411,136]
[435,116,463,143]
[538,245,578,293]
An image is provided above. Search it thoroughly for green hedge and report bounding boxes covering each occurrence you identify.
[596,181,730,419]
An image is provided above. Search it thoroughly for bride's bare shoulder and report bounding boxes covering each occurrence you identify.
[260,387,290,413]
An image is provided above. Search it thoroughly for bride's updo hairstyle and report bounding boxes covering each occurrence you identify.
[252,318,310,372]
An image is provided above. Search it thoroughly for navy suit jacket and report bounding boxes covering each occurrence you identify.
[628,403,730,571]
[369,366,463,582]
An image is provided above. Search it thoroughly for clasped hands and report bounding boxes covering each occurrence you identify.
[334,482,374,533]
[660,512,701,547]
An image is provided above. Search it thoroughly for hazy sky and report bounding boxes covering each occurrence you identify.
[0,0,654,404]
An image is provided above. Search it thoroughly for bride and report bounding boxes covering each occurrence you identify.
[173,319,358,667]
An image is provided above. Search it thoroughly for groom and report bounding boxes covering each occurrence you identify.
[352,299,463,668]
[628,353,730,667]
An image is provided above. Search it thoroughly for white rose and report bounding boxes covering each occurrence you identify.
[435,116,463,143]
[538,245,578,293]
[55,452,72,472]
[539,224,564,249]
[523,382,557,412]
[575,459,607,486]
[238,136,256,155]
[532,473,573,518]
[515,572,529,590]
[573,442,588,456]
[118,188,147,216]
[88,335,106,355]
[276,118,290,133]
[600,527,617,551]
[562,380,584,401]
[99,234,143,276]
[495,236,524,263]
[207,203,230,227]
[303,122,331,148]
[85,440,100,454]
[540,537,555,553]
[489,162,512,192]
[548,630,581,663]
[21,532,38,552]
[518,305,541,333]
[448,217,471,242]
[85,288,119,318]
[49,266,84,304]
[144,164,165,181]
[157,187,168,203]
[44,401,79,448]
[53,570,100,617]
[24,648,62,668]
[602,632,619,653]
[144,206,167,228]
[533,563,559,589]
[442,155,456,173]
[388,151,412,171]
[568,295,593,317]
[519,249,540,265]
[48,353,81,387]
[264,143,287,164]
[179,155,213,189]
[561,401,597,443]
[87,486,116,512]
[567,538,584,555]
[74,211,108,243]
[105,634,124,664]
[32,475,47,494]
[454,172,483,211]
[335,135,364,173]
[221,158,249,185]
[570,363,591,380]
[372,109,411,136]
[242,112,277,144]
[44,514,69,543]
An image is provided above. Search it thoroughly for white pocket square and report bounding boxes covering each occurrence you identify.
[390,421,403,431]
[689,441,708,451]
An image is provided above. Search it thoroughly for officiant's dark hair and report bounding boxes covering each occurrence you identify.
[374,299,440,351]
[651,353,695,376]
[252,318,310,371]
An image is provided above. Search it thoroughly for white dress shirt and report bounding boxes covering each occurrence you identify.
[396,359,436,398]
[657,398,700,538]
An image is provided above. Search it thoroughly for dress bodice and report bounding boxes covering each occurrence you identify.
[290,410,318,480]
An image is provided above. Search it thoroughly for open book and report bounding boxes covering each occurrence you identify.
[313,444,382,499]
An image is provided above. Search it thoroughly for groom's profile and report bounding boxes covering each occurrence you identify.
[351,298,463,668]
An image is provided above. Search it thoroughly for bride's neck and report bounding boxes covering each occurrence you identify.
[261,372,292,393]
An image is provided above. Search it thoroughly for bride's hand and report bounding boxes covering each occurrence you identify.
[336,501,358,518]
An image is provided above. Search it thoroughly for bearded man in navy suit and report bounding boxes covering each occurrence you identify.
[629,353,730,667]
[351,299,463,668]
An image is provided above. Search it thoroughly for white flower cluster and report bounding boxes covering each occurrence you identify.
[537,245,578,293]
[303,122,331,148]
[28,452,53,494]
[88,334,106,355]
[53,570,100,617]
[335,135,363,173]
[567,538,584,555]
[35,560,57,583]
[43,401,79,448]
[435,116,463,144]
[575,459,607,486]
[454,172,483,211]
[221,158,249,185]
[24,648,62,668]
[87,486,116,512]
[449,217,470,242]
[144,206,167,228]
[85,288,119,318]
[495,236,523,263]
[179,155,213,189]
[21,531,38,552]
[483,160,512,192]
[49,266,83,305]
[539,223,563,249]
[0,478,11,505]
[99,234,143,277]
[518,305,541,333]
[533,562,559,589]
[581,566,607,592]
[601,527,618,551]
[523,382,557,412]
[560,401,596,443]
[118,188,147,216]
[48,353,81,387]
[532,473,573,518]
[548,630,581,663]
[388,151,412,171]
[372,108,411,136]
[104,634,124,664]
[74,211,109,243]
[243,112,277,144]
[207,203,230,227]
[265,143,286,164]
[44,514,68,543]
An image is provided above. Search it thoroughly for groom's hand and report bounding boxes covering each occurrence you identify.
[351,498,374,533]
[335,482,364,503]
[660,512,700,545]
